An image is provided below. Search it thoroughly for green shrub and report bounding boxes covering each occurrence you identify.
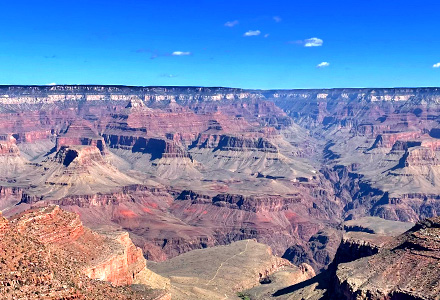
[237,292,251,300]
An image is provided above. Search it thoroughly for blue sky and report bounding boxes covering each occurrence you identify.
[1,0,440,89]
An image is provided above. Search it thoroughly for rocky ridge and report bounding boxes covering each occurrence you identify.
[0,205,170,299]
[242,217,415,300]
[334,217,440,299]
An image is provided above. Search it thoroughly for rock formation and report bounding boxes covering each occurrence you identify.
[0,134,28,179]
[241,217,415,300]
[2,85,440,285]
[0,205,170,299]
[334,217,440,299]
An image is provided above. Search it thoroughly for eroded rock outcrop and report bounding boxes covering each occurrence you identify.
[0,205,170,299]
[17,145,139,201]
[0,134,20,156]
[334,217,440,299]
[56,120,106,154]
[0,134,28,179]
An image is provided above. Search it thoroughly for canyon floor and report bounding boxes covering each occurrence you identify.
[1,85,440,299]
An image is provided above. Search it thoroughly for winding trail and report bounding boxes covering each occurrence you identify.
[206,240,251,286]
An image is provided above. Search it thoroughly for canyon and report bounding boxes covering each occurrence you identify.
[1,85,440,298]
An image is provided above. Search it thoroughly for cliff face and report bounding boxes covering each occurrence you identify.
[0,205,170,299]
[2,85,440,104]
[83,231,163,287]
[2,85,440,276]
[56,120,106,154]
[211,193,300,212]
[334,217,440,299]
[0,134,28,179]
[0,134,20,156]
[192,133,279,152]
[253,217,414,300]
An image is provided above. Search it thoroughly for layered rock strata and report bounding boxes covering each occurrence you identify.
[334,217,440,299]
[0,205,170,299]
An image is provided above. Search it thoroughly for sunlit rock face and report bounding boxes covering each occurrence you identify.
[56,120,107,154]
[0,206,170,299]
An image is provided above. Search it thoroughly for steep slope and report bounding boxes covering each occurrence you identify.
[243,217,414,300]
[0,134,29,179]
[334,217,440,299]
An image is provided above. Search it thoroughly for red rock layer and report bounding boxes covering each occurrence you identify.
[14,130,51,143]
[371,131,421,149]
[56,120,106,154]
[10,206,150,286]
[0,213,9,236]
[83,232,147,286]
[0,205,169,299]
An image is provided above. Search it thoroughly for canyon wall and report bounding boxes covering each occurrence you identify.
[1,85,440,273]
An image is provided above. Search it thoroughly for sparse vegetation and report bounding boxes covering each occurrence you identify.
[237,292,251,300]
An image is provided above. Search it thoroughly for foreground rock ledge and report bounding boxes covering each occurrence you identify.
[0,206,170,299]
[335,217,440,300]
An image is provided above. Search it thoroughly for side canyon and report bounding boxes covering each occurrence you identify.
[1,86,440,299]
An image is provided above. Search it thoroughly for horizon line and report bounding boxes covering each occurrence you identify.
[1,84,440,91]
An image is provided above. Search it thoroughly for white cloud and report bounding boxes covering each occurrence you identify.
[264,34,270,38]
[304,37,323,47]
[47,83,57,85]
[273,16,282,23]
[244,30,261,37]
[225,20,239,27]
[433,62,440,68]
[172,51,191,56]
[317,62,330,68]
